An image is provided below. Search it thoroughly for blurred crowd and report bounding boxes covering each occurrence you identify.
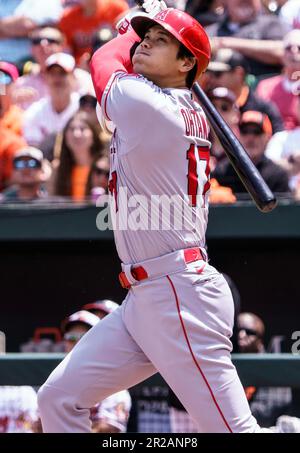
[0,0,300,204]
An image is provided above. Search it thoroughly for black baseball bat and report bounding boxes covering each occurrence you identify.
[134,1,277,212]
[192,85,277,212]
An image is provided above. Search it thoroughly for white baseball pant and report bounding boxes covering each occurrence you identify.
[38,248,260,432]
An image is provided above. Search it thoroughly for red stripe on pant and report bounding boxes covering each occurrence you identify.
[166,275,233,433]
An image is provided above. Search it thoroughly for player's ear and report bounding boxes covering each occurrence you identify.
[180,56,196,74]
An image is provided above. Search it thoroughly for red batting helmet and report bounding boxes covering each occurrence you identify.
[131,8,211,82]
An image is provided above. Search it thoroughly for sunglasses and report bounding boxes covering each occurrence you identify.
[14,159,41,170]
[239,127,263,136]
[238,327,258,336]
[218,102,231,113]
[79,98,97,109]
[31,37,61,46]
[285,44,300,52]
[64,332,85,342]
[93,167,109,176]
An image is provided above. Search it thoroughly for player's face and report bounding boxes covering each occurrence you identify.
[132,25,193,88]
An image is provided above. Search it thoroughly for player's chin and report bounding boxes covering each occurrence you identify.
[132,61,147,75]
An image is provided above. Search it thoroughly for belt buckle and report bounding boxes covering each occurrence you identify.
[119,271,131,289]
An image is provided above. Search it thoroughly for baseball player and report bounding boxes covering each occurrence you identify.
[38,2,263,432]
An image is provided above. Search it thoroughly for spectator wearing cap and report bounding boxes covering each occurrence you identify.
[82,299,119,319]
[237,312,292,428]
[212,110,290,197]
[256,30,300,131]
[185,0,224,27]
[60,310,131,433]
[0,147,51,202]
[204,49,284,133]
[206,0,290,77]
[58,0,128,64]
[51,110,104,201]
[265,96,300,194]
[23,52,80,147]
[0,62,27,191]
[13,27,94,110]
[0,0,63,67]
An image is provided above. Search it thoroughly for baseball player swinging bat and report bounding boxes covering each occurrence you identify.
[135,0,277,213]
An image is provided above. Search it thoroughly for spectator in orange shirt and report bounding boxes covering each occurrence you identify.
[0,129,26,192]
[0,62,26,191]
[59,0,128,64]
[0,62,23,136]
[52,110,104,201]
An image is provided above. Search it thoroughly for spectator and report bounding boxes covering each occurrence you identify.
[0,62,23,135]
[78,25,117,72]
[279,0,300,29]
[85,155,110,201]
[206,0,290,76]
[23,53,80,147]
[185,0,224,27]
[52,111,104,201]
[207,86,240,164]
[61,310,131,433]
[204,49,284,133]
[0,386,38,433]
[0,63,27,191]
[256,30,300,130]
[237,312,292,427]
[212,110,291,197]
[82,299,119,319]
[79,93,98,126]
[13,27,93,110]
[0,147,51,202]
[59,0,128,64]
[265,97,300,192]
[0,0,63,67]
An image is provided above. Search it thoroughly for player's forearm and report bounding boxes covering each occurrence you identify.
[90,30,138,103]
[212,37,284,65]
[0,16,36,38]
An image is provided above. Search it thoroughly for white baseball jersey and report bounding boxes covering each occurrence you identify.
[101,71,211,264]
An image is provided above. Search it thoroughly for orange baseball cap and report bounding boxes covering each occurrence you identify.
[239,111,273,135]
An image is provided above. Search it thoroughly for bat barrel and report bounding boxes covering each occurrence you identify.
[192,84,277,213]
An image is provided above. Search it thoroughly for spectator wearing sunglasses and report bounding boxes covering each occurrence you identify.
[85,155,109,201]
[203,49,284,134]
[256,30,300,131]
[237,312,292,428]
[0,147,51,202]
[212,110,290,198]
[61,310,131,433]
[0,0,63,67]
[13,27,94,110]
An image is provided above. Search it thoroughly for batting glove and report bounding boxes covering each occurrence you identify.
[142,0,168,17]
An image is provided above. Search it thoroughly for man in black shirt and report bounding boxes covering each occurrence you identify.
[212,110,290,198]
